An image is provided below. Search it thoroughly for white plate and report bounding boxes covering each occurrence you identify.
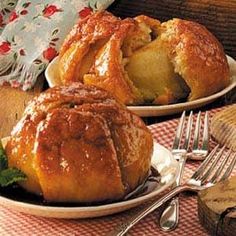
[45,56,236,117]
[0,142,179,219]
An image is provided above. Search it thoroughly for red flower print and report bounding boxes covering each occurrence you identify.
[43,47,57,61]
[20,10,28,15]
[0,42,11,55]
[12,80,20,88]
[2,81,10,86]
[43,5,62,18]
[19,49,26,56]
[9,11,18,22]
[0,14,4,27]
[78,7,92,19]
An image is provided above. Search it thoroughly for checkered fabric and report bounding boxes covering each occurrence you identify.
[0,106,233,236]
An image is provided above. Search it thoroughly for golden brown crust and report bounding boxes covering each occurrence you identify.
[122,15,160,57]
[57,12,230,105]
[83,15,161,104]
[134,15,160,36]
[59,11,121,58]
[6,114,42,194]
[159,18,230,100]
[35,108,125,202]
[58,12,160,105]
[6,83,153,203]
[58,11,123,83]
[83,18,144,105]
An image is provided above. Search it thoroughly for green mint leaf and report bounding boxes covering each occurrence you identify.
[0,168,26,187]
[0,140,27,187]
[0,142,8,171]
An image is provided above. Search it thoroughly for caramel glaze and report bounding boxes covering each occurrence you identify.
[59,11,162,105]
[58,11,230,105]
[159,19,230,100]
[6,83,153,203]
[83,19,144,105]
[59,11,129,84]
[59,11,122,58]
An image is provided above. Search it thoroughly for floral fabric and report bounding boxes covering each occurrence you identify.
[0,0,114,90]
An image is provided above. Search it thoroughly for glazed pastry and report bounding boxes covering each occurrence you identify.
[5,83,153,203]
[58,11,230,105]
[59,11,122,84]
[124,18,230,103]
[59,11,158,104]
[83,16,146,105]
[158,18,230,101]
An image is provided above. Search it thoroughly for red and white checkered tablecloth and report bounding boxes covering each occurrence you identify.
[0,106,232,236]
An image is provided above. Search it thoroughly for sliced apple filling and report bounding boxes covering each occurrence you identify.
[125,38,190,105]
[83,15,164,104]
[83,15,190,105]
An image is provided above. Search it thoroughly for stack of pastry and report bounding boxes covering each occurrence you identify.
[57,11,230,105]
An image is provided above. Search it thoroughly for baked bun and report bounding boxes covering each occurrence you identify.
[57,11,230,105]
[58,11,156,104]
[5,83,153,203]
[59,11,122,84]
[158,19,230,101]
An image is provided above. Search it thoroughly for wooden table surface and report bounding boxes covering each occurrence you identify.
[0,75,44,138]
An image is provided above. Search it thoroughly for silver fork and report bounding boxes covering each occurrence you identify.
[109,146,236,236]
[159,111,209,231]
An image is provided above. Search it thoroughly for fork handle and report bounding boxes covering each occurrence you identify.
[159,154,187,231]
[159,196,179,231]
[108,184,191,236]
[174,153,188,186]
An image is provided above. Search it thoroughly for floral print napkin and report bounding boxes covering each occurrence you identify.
[0,0,115,90]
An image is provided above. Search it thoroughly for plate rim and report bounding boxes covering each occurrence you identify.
[128,75,236,111]
[45,56,236,117]
[0,142,179,218]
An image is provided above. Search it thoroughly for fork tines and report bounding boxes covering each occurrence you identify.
[172,111,209,159]
[192,145,236,185]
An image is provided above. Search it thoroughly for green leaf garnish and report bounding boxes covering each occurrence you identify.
[0,142,8,171]
[0,168,26,187]
[0,141,27,187]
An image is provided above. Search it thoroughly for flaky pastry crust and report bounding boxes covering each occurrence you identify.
[59,11,123,83]
[6,83,153,203]
[158,19,230,100]
[57,11,230,105]
[58,12,161,104]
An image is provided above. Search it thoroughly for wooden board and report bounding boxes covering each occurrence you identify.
[211,104,236,151]
[198,176,236,236]
[0,76,44,138]
[108,0,236,58]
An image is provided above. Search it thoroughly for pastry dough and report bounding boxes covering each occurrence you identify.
[58,11,230,105]
[5,83,153,203]
[158,18,230,101]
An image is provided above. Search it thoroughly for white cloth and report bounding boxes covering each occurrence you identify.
[0,0,114,90]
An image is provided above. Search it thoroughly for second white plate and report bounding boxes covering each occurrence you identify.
[45,56,236,117]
